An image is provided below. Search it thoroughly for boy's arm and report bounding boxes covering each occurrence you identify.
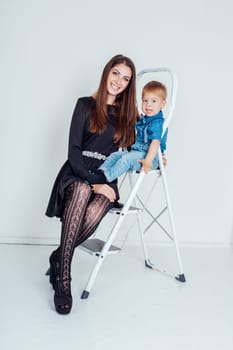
[137,139,160,173]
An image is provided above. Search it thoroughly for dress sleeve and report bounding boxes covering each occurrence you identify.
[68,98,90,180]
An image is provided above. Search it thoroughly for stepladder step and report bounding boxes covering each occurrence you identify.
[109,205,142,215]
[79,238,121,256]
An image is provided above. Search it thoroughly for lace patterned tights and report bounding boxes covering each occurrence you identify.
[57,181,112,293]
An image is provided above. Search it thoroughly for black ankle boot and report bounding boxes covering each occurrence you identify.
[54,278,73,315]
[113,201,124,209]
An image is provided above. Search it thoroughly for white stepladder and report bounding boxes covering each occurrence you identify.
[79,68,186,300]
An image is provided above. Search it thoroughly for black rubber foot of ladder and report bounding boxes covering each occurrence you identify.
[145,260,153,269]
[81,290,90,299]
[175,273,186,282]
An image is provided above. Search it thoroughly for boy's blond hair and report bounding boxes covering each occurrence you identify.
[142,80,167,100]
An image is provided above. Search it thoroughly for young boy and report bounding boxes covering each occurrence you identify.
[87,80,168,184]
[97,80,168,183]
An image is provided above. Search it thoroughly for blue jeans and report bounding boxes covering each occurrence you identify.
[99,150,159,182]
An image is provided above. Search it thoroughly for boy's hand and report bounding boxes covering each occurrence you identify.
[162,154,167,167]
[137,159,152,173]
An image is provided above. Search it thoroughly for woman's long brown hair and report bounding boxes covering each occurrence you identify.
[90,54,139,147]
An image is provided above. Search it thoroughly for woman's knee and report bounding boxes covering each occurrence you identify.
[65,181,92,206]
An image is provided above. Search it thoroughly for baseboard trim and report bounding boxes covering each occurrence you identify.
[0,236,58,246]
[0,236,232,248]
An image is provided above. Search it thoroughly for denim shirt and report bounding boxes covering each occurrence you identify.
[131,111,168,153]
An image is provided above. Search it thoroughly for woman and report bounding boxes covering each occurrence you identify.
[46,54,139,314]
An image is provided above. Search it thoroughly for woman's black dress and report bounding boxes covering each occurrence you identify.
[46,96,120,218]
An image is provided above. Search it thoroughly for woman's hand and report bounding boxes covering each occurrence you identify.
[91,184,116,202]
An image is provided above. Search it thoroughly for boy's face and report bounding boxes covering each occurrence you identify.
[142,90,166,116]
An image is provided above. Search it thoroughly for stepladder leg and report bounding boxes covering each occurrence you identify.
[80,214,127,299]
[80,255,105,299]
[133,157,186,281]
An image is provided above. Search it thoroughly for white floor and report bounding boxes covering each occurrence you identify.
[1,243,233,350]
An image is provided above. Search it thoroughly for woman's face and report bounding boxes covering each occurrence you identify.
[106,63,132,104]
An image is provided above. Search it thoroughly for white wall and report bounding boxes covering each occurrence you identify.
[0,0,232,246]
